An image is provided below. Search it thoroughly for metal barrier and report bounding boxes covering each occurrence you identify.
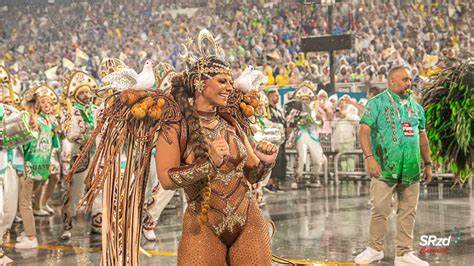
[333,150,366,183]
[286,149,329,184]
[286,147,470,187]
[332,151,470,187]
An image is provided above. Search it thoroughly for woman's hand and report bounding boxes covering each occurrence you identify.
[253,140,278,164]
[208,133,230,167]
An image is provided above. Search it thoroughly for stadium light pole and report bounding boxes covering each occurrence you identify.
[301,0,352,95]
[327,1,335,94]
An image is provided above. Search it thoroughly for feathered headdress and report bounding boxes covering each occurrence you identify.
[179,29,231,93]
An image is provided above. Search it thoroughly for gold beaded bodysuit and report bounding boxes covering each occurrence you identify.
[165,114,273,265]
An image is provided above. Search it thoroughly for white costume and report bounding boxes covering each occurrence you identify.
[61,71,102,238]
[292,82,326,188]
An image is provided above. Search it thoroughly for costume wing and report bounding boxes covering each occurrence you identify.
[65,89,182,265]
[100,68,138,91]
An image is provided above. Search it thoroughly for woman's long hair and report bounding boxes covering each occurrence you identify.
[170,56,230,224]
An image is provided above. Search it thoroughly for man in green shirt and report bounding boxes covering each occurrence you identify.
[355,66,432,266]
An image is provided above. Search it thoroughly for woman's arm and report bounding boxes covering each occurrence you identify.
[156,124,217,190]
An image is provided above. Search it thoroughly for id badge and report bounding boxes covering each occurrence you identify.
[402,122,414,137]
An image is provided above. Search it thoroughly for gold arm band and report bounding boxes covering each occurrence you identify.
[244,161,275,184]
[168,158,217,187]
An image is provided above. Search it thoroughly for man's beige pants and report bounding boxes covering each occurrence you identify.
[369,177,420,256]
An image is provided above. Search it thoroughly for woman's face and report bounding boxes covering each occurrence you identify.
[39,97,53,114]
[201,74,233,107]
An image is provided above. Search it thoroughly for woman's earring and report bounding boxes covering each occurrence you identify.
[194,79,205,94]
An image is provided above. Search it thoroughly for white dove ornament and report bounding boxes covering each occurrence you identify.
[250,69,268,89]
[132,59,156,90]
[234,65,254,93]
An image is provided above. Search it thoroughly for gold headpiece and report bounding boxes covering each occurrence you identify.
[0,84,12,102]
[153,62,176,92]
[66,71,98,100]
[0,66,11,85]
[294,81,316,100]
[179,29,231,93]
[98,58,127,80]
[0,67,14,104]
[34,85,58,104]
[62,68,75,88]
[23,88,35,103]
[13,92,22,107]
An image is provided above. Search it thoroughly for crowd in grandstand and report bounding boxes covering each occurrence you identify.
[0,0,471,92]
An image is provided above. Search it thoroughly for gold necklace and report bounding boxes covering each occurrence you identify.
[196,109,218,124]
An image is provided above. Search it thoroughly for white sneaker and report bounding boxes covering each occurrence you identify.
[290,182,298,190]
[15,237,39,249]
[395,252,429,266]
[44,204,54,214]
[0,254,13,264]
[354,246,384,264]
[61,230,71,240]
[16,232,27,242]
[33,209,50,216]
[143,229,157,241]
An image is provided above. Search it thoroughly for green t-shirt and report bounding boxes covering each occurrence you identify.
[23,113,53,181]
[360,89,426,185]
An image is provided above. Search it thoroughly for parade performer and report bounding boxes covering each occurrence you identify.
[31,85,61,216]
[333,100,360,174]
[60,71,101,239]
[155,30,278,265]
[0,66,30,262]
[290,81,326,189]
[312,89,334,154]
[16,85,57,249]
[251,91,285,205]
[66,29,278,265]
[266,88,287,192]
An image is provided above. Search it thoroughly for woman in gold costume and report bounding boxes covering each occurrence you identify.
[155,54,278,264]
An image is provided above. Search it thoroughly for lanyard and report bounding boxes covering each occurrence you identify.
[387,91,411,120]
[256,116,266,129]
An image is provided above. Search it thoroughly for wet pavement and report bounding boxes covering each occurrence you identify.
[3,180,474,265]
